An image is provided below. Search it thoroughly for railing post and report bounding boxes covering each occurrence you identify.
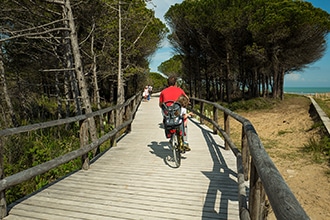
[125,105,132,133]
[200,102,204,124]
[190,97,195,108]
[249,159,266,220]
[109,110,115,125]
[80,119,90,170]
[0,137,7,219]
[109,110,117,146]
[224,112,230,150]
[237,152,251,220]
[241,126,250,181]
[213,106,218,134]
[99,114,105,136]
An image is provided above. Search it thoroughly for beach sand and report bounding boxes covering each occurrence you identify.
[228,95,330,219]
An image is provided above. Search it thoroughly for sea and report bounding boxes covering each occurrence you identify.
[284,87,330,95]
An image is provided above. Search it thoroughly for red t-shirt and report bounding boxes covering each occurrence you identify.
[159,86,186,106]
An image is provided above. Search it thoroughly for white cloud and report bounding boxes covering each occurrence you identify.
[285,73,305,81]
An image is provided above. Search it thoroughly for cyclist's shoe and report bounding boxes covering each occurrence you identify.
[183,142,191,151]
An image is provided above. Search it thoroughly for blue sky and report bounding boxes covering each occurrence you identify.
[147,0,330,88]
[146,0,182,75]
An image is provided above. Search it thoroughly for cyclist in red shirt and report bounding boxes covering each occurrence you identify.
[159,76,188,107]
[159,76,190,150]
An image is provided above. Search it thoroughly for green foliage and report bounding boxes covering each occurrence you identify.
[192,96,277,118]
[224,97,277,111]
[147,72,167,92]
[304,136,330,164]
[96,0,167,96]
[157,55,183,77]
[4,124,81,204]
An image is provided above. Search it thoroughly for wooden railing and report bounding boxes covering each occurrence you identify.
[0,93,311,219]
[0,93,142,218]
[189,97,310,220]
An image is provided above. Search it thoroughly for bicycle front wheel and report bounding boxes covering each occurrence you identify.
[170,133,181,168]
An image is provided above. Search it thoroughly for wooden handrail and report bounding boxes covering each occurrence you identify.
[0,93,141,137]
[0,92,142,218]
[189,97,309,220]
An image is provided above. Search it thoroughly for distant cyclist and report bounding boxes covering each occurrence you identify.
[159,76,190,150]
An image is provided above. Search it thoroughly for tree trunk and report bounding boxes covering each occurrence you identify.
[0,137,6,218]
[116,1,124,126]
[0,48,17,127]
[91,31,104,134]
[63,71,71,119]
[253,69,259,97]
[55,72,62,119]
[272,48,281,99]
[226,51,232,103]
[279,69,285,100]
[91,32,101,109]
[65,0,98,154]
[62,4,81,117]
[205,71,210,100]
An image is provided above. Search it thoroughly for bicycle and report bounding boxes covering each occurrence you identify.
[161,101,186,168]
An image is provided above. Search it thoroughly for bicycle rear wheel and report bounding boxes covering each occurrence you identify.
[170,133,181,168]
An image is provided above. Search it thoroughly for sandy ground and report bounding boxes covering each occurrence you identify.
[228,95,330,219]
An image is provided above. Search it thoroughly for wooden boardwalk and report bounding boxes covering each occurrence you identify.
[5,94,247,220]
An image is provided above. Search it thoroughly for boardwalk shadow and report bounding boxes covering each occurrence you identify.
[147,140,187,169]
[147,123,187,168]
[190,119,243,219]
